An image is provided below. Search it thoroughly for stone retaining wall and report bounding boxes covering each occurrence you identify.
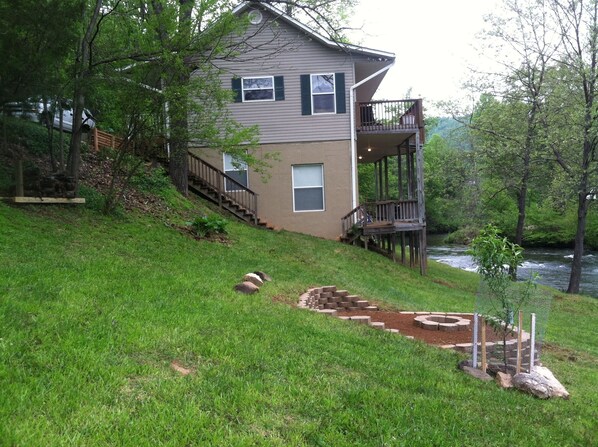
[298,288,539,368]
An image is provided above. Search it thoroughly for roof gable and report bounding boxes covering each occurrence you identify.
[232,1,395,62]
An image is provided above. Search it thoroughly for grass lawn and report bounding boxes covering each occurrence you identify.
[1,201,597,446]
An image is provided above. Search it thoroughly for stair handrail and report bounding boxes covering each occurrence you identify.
[187,152,258,224]
[341,204,368,237]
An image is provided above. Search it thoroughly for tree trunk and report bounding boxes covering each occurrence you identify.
[67,0,103,190]
[167,0,193,195]
[567,178,590,294]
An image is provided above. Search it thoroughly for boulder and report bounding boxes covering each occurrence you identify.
[495,371,513,389]
[234,281,259,294]
[512,366,570,399]
[243,273,264,287]
[253,271,272,282]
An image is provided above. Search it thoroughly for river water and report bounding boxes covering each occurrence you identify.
[427,240,598,299]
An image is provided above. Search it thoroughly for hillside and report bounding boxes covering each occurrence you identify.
[1,200,597,446]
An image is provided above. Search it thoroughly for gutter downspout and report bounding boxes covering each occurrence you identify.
[349,60,395,209]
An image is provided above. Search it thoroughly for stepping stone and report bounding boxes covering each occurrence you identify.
[322,286,337,293]
[350,316,371,325]
[365,305,379,311]
[370,322,385,330]
[355,300,369,308]
[334,290,349,297]
[253,271,272,282]
[318,309,337,316]
[243,273,264,287]
[234,281,259,294]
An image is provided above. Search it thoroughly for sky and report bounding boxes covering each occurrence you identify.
[349,0,501,112]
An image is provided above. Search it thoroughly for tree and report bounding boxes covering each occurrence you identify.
[469,224,537,371]
[466,0,558,245]
[546,0,598,293]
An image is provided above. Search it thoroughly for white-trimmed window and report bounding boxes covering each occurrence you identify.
[311,74,335,114]
[292,164,324,212]
[224,153,248,192]
[242,76,274,102]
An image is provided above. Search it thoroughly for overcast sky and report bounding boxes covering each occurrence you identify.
[349,0,501,112]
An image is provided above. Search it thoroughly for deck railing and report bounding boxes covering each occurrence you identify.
[341,199,420,236]
[188,152,258,223]
[356,99,423,133]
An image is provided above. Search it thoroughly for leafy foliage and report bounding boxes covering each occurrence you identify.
[189,214,229,238]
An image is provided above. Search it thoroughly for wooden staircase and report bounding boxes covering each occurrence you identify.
[187,152,272,229]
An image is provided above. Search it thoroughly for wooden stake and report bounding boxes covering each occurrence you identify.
[481,317,487,373]
[15,159,24,197]
[516,310,523,374]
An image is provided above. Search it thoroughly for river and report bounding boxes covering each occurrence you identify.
[427,239,598,299]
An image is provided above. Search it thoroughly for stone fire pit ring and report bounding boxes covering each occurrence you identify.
[414,314,471,332]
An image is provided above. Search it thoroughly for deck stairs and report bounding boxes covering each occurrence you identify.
[187,152,273,229]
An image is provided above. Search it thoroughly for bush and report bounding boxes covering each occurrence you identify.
[189,215,228,238]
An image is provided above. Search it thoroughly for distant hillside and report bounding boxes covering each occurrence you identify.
[426,116,472,151]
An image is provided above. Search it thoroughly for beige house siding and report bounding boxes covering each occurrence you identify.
[197,8,364,144]
[192,140,352,239]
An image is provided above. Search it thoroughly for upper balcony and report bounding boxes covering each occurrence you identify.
[355,99,424,164]
[356,99,423,134]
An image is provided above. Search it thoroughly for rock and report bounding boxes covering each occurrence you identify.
[495,371,513,388]
[243,273,264,287]
[170,361,194,376]
[458,360,493,382]
[253,271,272,282]
[512,366,570,399]
[234,281,259,294]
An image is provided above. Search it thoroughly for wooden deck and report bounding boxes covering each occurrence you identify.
[361,220,425,235]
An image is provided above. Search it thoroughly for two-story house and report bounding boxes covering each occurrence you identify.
[188,1,427,273]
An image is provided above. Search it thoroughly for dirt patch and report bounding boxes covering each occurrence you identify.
[336,310,515,346]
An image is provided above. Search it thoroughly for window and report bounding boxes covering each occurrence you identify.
[311,74,335,114]
[224,153,248,192]
[232,76,284,102]
[242,76,274,101]
[300,73,345,115]
[292,164,324,212]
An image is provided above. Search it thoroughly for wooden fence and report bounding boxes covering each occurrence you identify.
[90,128,124,151]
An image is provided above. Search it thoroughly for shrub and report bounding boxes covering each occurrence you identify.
[189,215,228,238]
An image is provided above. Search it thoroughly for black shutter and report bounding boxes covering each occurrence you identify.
[300,74,312,115]
[335,72,346,114]
[274,76,285,101]
[231,78,242,103]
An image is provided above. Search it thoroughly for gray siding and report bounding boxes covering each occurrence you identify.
[195,9,367,145]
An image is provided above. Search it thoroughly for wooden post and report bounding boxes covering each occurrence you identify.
[15,159,24,197]
[384,156,389,199]
[516,310,523,374]
[93,127,99,152]
[481,317,487,373]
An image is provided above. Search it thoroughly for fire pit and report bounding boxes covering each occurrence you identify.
[414,314,470,332]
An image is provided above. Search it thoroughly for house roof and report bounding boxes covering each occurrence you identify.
[232,1,396,62]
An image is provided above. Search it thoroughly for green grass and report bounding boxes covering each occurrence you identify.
[1,202,597,446]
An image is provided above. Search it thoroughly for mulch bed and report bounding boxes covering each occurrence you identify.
[336,310,515,345]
